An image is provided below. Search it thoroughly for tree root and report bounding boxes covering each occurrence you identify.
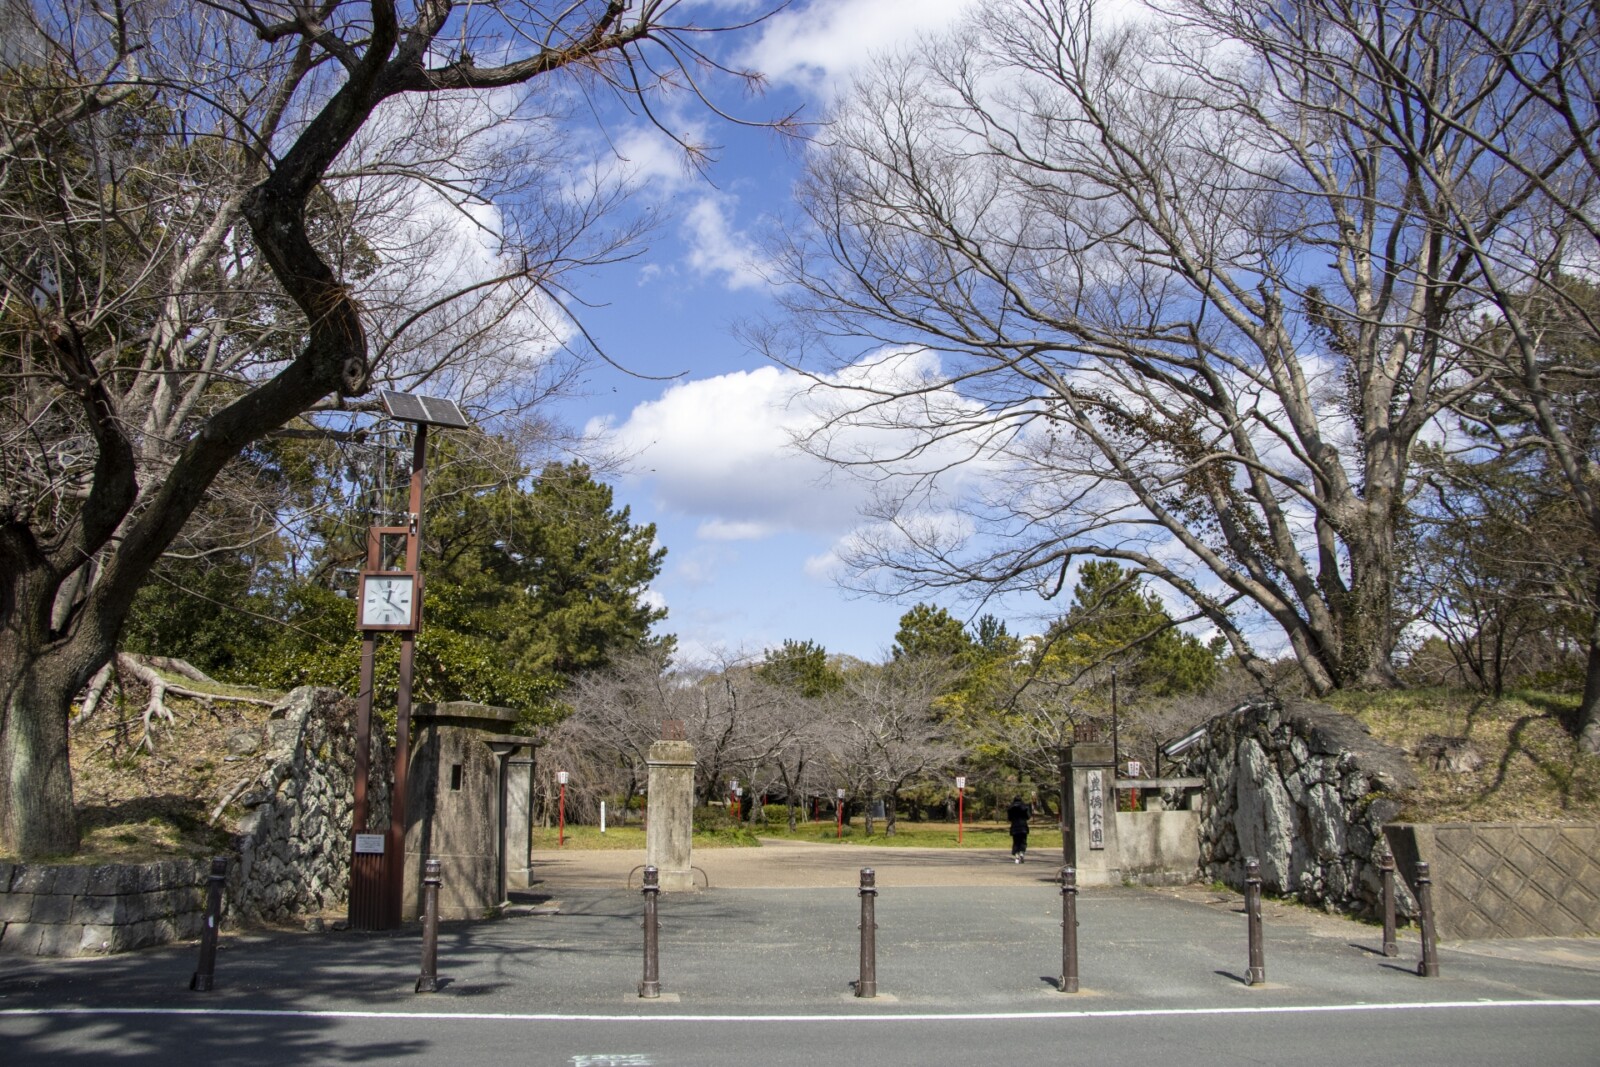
[74,654,278,753]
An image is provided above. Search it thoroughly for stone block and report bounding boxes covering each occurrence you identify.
[87,864,135,896]
[52,866,91,896]
[0,893,32,923]
[11,866,55,894]
[70,895,119,925]
[77,925,119,954]
[28,893,74,924]
[0,861,15,891]
[35,923,86,957]
[0,922,44,955]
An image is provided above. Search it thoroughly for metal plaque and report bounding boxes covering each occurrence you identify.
[354,833,386,855]
[1086,770,1106,850]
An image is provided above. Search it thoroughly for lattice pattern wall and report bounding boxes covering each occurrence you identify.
[1385,822,1600,940]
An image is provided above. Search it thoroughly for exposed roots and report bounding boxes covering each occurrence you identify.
[74,654,278,753]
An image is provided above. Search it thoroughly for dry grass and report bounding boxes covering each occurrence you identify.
[1329,688,1600,823]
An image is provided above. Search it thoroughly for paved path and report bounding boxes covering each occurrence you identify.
[4,838,1600,1065]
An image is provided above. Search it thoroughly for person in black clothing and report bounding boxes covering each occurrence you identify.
[1006,795,1032,863]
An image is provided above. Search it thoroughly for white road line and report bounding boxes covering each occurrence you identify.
[2,1000,1598,1023]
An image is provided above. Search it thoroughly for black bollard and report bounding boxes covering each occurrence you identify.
[640,865,661,998]
[415,858,441,993]
[189,857,227,992]
[1415,861,1440,978]
[856,867,878,998]
[1245,857,1265,986]
[1380,852,1399,957]
[1059,866,1080,993]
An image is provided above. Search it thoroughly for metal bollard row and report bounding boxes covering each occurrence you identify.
[640,865,662,998]
[1244,857,1265,986]
[857,867,878,998]
[1059,866,1079,993]
[1415,860,1440,978]
[1380,852,1399,957]
[190,857,227,992]
[415,857,442,993]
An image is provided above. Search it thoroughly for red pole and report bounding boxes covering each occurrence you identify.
[958,788,964,844]
[559,782,566,846]
[836,798,843,839]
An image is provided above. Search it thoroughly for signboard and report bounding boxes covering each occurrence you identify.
[354,833,386,855]
[1127,760,1143,778]
[955,776,966,790]
[1086,770,1106,850]
[557,770,569,785]
[837,788,846,800]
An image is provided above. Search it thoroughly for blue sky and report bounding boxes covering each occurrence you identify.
[545,0,987,664]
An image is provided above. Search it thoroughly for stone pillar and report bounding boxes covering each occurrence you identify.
[504,748,536,891]
[403,702,533,919]
[1064,740,1122,886]
[645,739,696,892]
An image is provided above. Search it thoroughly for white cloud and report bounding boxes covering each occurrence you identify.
[743,0,979,99]
[681,194,772,290]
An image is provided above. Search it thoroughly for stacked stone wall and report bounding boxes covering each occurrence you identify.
[0,859,208,956]
[227,686,391,922]
[1192,698,1418,918]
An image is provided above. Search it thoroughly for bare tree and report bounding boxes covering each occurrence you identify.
[828,656,958,836]
[758,0,1594,699]
[0,0,787,855]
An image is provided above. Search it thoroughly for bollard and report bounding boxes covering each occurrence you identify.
[189,857,227,992]
[1415,860,1440,978]
[415,858,441,993]
[1059,866,1080,993]
[1380,852,1399,957]
[639,865,661,998]
[856,867,878,998]
[1245,857,1265,986]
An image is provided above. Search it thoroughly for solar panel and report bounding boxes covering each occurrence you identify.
[379,390,471,429]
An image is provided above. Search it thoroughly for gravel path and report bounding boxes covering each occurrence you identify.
[529,837,1065,890]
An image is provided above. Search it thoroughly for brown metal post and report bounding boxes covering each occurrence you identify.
[1415,860,1440,977]
[856,867,878,998]
[1059,866,1080,993]
[640,865,661,998]
[189,857,226,991]
[387,424,428,927]
[1381,852,1399,957]
[415,857,441,993]
[1245,857,1265,986]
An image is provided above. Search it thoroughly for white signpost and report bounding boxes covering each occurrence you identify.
[1086,769,1106,850]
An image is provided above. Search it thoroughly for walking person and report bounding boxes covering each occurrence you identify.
[1007,795,1032,863]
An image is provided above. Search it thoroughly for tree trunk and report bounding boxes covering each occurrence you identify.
[885,791,898,837]
[1577,593,1600,755]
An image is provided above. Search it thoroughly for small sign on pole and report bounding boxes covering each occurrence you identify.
[955,777,966,843]
[955,776,966,790]
[1126,760,1142,778]
[556,770,569,785]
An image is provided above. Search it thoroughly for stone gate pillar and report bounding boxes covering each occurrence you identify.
[1064,739,1122,886]
[645,735,696,892]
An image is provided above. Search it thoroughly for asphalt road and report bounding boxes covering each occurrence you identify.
[4,844,1599,1065]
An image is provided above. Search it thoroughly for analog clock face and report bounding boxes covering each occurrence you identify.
[360,574,416,628]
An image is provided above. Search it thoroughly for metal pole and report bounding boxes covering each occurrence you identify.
[1059,866,1080,993]
[957,788,964,844]
[415,857,441,993]
[1245,857,1265,986]
[1110,668,1119,771]
[640,865,661,998]
[189,857,226,992]
[388,423,428,928]
[1381,852,1399,957]
[856,867,878,998]
[559,782,566,845]
[1415,861,1440,977]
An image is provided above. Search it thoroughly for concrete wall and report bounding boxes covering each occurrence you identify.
[1386,822,1600,939]
[0,859,207,957]
[1115,810,1201,886]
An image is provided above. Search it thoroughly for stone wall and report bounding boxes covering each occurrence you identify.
[228,686,391,923]
[1385,822,1600,939]
[1115,810,1202,886]
[1191,698,1418,918]
[0,859,208,956]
